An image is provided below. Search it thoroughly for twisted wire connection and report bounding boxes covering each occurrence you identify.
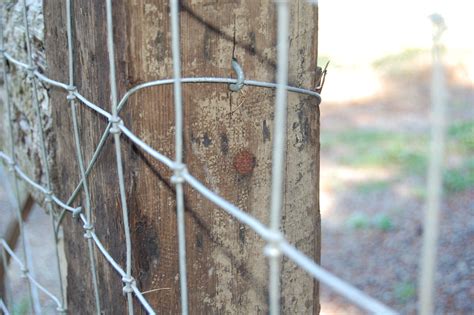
[77,214,156,315]
[0,153,80,214]
[0,1,399,315]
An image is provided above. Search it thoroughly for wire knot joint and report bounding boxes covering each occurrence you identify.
[263,232,283,258]
[66,85,77,101]
[7,160,16,173]
[20,266,29,278]
[109,116,123,135]
[171,163,186,184]
[72,206,82,218]
[122,276,135,294]
[83,222,93,239]
[26,65,37,79]
[45,190,54,204]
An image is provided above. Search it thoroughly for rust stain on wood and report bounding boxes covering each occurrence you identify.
[233,149,256,175]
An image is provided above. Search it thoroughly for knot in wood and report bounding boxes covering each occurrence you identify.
[233,149,255,175]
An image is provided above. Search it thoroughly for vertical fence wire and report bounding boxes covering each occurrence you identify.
[169,0,189,314]
[105,0,135,314]
[20,0,66,311]
[418,14,447,315]
[266,1,290,314]
[65,0,102,313]
[0,7,35,313]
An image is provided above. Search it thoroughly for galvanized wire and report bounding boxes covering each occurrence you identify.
[105,0,134,313]
[0,7,35,313]
[0,297,9,315]
[1,234,12,311]
[65,0,102,312]
[0,1,399,315]
[267,1,290,314]
[418,14,448,315]
[1,239,61,309]
[20,1,66,310]
[169,1,189,314]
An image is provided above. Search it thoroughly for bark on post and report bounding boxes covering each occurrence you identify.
[0,1,50,208]
[44,1,320,313]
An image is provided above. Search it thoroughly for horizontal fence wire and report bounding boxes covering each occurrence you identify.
[0,1,399,314]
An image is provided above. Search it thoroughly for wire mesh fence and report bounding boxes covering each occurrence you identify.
[0,0,398,314]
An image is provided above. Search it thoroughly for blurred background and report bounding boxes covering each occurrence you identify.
[318,0,473,314]
[1,0,473,314]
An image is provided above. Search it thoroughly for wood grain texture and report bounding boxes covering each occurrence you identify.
[44,1,320,313]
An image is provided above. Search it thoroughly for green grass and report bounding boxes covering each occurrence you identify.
[411,186,427,200]
[373,48,426,69]
[346,212,395,231]
[444,158,474,193]
[393,281,416,302]
[356,180,392,194]
[321,129,428,173]
[323,121,474,193]
[372,48,429,77]
[373,214,394,231]
[347,213,370,229]
[448,121,474,153]
[12,297,30,315]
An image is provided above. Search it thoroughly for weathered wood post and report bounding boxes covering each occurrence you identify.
[43,0,320,313]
